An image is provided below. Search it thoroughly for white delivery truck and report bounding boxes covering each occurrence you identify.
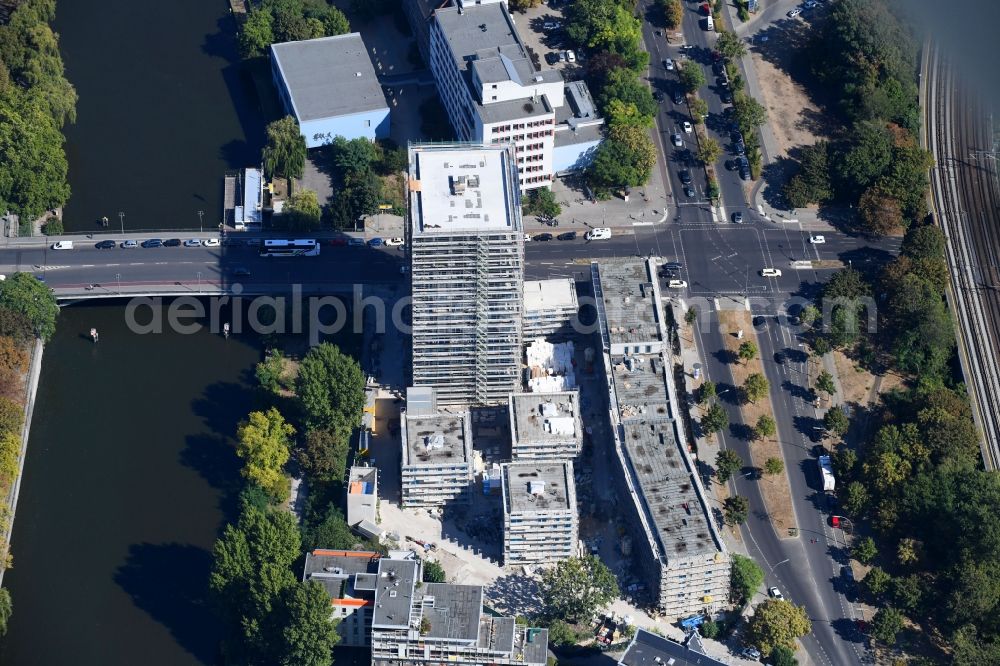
[818,455,836,492]
[585,227,612,240]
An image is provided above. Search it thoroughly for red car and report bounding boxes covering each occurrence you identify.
[328,238,348,247]
[831,515,841,528]
[701,2,710,14]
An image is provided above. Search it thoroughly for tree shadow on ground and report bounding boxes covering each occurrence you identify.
[114,542,221,666]
[794,414,825,442]
[760,156,799,211]
[484,574,541,618]
[729,422,755,441]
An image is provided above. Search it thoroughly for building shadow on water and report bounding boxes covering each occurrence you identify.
[114,542,222,666]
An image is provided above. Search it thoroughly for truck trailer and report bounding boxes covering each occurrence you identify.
[818,455,836,492]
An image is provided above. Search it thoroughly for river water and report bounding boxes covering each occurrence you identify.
[0,303,262,665]
[54,0,265,232]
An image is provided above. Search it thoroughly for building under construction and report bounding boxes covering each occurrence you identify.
[400,405,474,508]
[501,461,578,565]
[591,258,730,618]
[508,391,583,461]
[406,143,525,406]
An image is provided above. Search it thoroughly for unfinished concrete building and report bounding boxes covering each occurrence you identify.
[508,391,583,461]
[523,278,578,340]
[591,259,730,619]
[501,461,578,565]
[370,555,549,666]
[407,143,525,406]
[400,407,474,507]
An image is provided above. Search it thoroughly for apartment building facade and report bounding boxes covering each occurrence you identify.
[407,143,524,406]
[501,461,579,565]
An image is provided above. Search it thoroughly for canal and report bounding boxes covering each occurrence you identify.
[0,303,263,665]
[55,0,265,232]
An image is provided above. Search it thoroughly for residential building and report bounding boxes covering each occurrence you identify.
[552,80,604,173]
[619,629,727,666]
[592,259,730,618]
[501,461,578,565]
[523,278,578,340]
[303,549,382,647]
[407,143,525,406]
[271,33,389,148]
[427,0,601,190]
[508,391,583,461]
[400,406,474,507]
[347,466,378,527]
[370,555,549,666]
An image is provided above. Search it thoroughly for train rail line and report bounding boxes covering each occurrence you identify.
[926,43,1000,470]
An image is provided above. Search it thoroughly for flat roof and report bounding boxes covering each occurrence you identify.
[403,409,473,467]
[271,33,387,122]
[303,549,380,598]
[554,122,605,148]
[593,260,661,346]
[611,354,673,420]
[372,557,419,628]
[510,391,582,445]
[524,279,578,313]
[421,583,483,642]
[503,461,574,513]
[478,616,516,653]
[620,629,727,666]
[409,144,521,235]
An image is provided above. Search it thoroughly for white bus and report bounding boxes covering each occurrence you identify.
[259,239,320,257]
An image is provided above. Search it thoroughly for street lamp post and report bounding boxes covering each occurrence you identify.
[115,273,121,295]
[198,210,204,233]
[197,271,202,293]
[118,211,124,235]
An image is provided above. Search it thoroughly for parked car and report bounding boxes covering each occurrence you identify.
[51,241,74,250]
[367,237,384,247]
[741,647,762,660]
[557,231,577,241]
[720,89,732,103]
[542,20,561,30]
[654,91,665,102]
[684,184,695,198]
[683,121,693,133]
[203,238,220,247]
[679,170,692,185]
[348,237,366,247]
[662,58,674,71]
[667,279,688,289]
[164,238,181,247]
[141,238,163,248]
[672,133,682,147]
[385,237,404,247]
[713,61,725,75]
[122,239,138,249]
[768,586,784,600]
[534,233,553,241]
[95,240,116,249]
[182,239,201,247]
[673,90,684,105]
[328,237,348,247]
[565,49,576,62]
[523,233,532,242]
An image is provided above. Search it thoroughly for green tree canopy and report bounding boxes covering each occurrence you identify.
[769,645,798,666]
[283,189,322,231]
[698,379,716,404]
[738,340,758,364]
[785,141,833,208]
[815,371,836,397]
[756,415,777,441]
[263,115,306,180]
[678,64,706,93]
[764,456,784,476]
[296,342,365,432]
[702,403,729,437]
[539,555,619,622]
[0,273,57,341]
[271,581,340,666]
[657,0,683,28]
[597,68,657,122]
[746,599,811,654]
[588,124,656,190]
[523,188,562,219]
[743,373,769,404]
[852,536,878,564]
[236,407,295,501]
[715,30,747,60]
[239,9,275,58]
[733,92,767,130]
[724,495,749,525]
[870,606,904,645]
[731,553,765,604]
[296,426,351,484]
[0,587,11,636]
[696,136,722,165]
[0,398,23,439]
[423,560,446,583]
[716,448,743,482]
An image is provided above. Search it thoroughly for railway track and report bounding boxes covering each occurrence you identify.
[926,43,1000,470]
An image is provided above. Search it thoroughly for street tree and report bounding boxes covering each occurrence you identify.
[0,432,20,492]
[823,407,849,437]
[870,606,904,645]
[700,620,720,638]
[698,380,716,405]
[606,99,654,128]
[702,403,729,437]
[296,426,351,484]
[678,64,706,93]
[690,98,709,124]
[273,581,340,666]
[588,124,656,189]
[764,457,784,476]
[237,408,295,501]
[769,645,798,666]
[733,92,767,130]
[756,415,777,441]
[0,273,59,341]
[815,370,836,397]
[852,536,878,565]
[263,115,306,181]
[659,0,683,28]
[696,136,722,165]
[716,449,743,482]
[730,553,765,604]
[524,188,562,219]
[540,555,619,622]
[715,30,747,60]
[303,504,369,552]
[745,599,811,654]
[743,373,769,404]
[738,340,758,364]
[296,342,366,432]
[858,184,904,237]
[685,306,699,325]
[423,560,446,583]
[724,495,750,525]
[283,189,322,231]
[863,566,891,599]
[785,141,833,208]
[546,619,579,647]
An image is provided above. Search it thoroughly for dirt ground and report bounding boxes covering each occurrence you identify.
[718,311,797,538]
[750,51,829,158]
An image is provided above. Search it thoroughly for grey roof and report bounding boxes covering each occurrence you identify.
[595,261,661,346]
[510,391,582,446]
[434,3,524,72]
[372,557,419,628]
[620,629,727,666]
[478,616,516,653]
[271,33,387,122]
[402,410,473,467]
[518,627,550,665]
[565,80,599,120]
[478,94,553,125]
[611,355,672,419]
[503,461,575,513]
[302,549,380,599]
[421,583,483,641]
[554,122,605,148]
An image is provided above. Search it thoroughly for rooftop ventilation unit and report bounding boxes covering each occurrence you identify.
[424,433,445,450]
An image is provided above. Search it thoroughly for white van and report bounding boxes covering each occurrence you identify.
[585,227,612,241]
[705,14,714,31]
[668,279,688,289]
[761,268,782,277]
[51,241,73,250]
